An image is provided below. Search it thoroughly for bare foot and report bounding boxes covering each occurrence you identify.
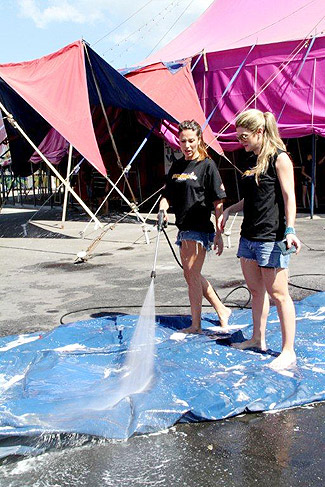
[180,326,203,334]
[217,307,232,328]
[268,350,296,370]
[232,338,266,351]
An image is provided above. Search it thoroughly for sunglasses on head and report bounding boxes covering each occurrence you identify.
[236,127,264,142]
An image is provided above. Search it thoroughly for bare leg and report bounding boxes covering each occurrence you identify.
[262,267,296,370]
[180,241,206,333]
[233,258,269,350]
[201,276,231,328]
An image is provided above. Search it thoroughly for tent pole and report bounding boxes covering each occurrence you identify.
[10,167,15,205]
[83,43,137,204]
[80,125,156,237]
[209,38,308,146]
[254,65,257,109]
[1,167,4,206]
[0,102,103,229]
[278,36,316,124]
[310,58,317,219]
[310,135,316,219]
[61,144,73,228]
[30,162,37,207]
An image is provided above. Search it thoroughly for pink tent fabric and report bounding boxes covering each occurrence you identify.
[29,128,69,165]
[193,37,325,149]
[126,62,223,155]
[140,0,325,147]
[143,0,325,65]
[0,41,107,176]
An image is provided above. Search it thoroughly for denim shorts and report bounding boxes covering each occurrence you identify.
[237,236,290,268]
[176,230,215,252]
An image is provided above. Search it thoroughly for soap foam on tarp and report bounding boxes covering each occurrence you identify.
[0,293,324,453]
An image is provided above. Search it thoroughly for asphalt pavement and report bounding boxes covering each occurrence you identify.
[0,205,324,487]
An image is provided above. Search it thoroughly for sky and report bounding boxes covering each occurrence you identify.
[0,0,214,68]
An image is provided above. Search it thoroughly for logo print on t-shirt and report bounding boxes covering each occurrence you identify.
[172,171,198,181]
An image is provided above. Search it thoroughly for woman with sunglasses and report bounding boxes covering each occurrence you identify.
[219,109,301,370]
[159,120,231,333]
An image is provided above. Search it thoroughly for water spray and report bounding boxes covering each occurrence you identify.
[112,210,166,401]
[150,210,167,279]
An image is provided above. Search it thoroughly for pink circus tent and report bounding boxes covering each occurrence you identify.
[137,0,325,150]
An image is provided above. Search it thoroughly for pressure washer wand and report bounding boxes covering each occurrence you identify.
[150,210,167,279]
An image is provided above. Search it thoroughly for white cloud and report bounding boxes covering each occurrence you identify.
[17,0,88,28]
[16,0,214,65]
[17,0,213,29]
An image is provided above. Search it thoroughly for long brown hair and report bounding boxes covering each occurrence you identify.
[235,109,286,182]
[178,119,209,161]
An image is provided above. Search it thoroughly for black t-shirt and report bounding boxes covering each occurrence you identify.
[163,157,226,233]
[241,150,286,241]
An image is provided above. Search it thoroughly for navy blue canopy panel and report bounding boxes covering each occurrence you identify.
[85,45,178,124]
[0,293,324,453]
[0,78,51,176]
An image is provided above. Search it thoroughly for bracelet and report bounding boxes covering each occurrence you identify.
[284,226,296,236]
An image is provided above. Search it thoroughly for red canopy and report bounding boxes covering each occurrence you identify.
[0,40,177,177]
[126,61,223,155]
[0,41,107,176]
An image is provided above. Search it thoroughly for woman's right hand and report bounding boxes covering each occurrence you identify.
[218,209,229,233]
[158,208,168,224]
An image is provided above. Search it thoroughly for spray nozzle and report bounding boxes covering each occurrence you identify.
[117,325,124,344]
[157,210,167,232]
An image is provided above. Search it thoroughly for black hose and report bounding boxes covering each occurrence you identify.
[59,273,324,325]
[162,227,183,268]
[60,299,248,325]
[299,238,325,252]
[162,227,251,307]
[288,273,325,293]
[222,286,252,308]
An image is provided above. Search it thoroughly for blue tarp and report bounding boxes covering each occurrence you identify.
[0,293,324,448]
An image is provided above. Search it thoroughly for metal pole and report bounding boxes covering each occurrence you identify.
[47,165,53,208]
[10,167,15,205]
[0,102,103,229]
[1,166,5,203]
[61,144,73,228]
[310,57,317,219]
[31,162,36,207]
[310,134,316,219]
[18,175,23,205]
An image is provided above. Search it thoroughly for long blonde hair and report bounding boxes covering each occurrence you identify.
[178,119,209,161]
[235,109,286,182]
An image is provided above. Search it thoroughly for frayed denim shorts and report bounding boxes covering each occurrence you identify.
[176,230,215,252]
[237,236,290,269]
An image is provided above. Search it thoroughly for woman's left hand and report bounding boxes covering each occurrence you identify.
[213,233,224,256]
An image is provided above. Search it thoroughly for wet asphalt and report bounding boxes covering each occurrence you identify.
[0,205,324,486]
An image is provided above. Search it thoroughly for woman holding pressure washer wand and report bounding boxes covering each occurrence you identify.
[219,109,301,370]
[159,120,231,333]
